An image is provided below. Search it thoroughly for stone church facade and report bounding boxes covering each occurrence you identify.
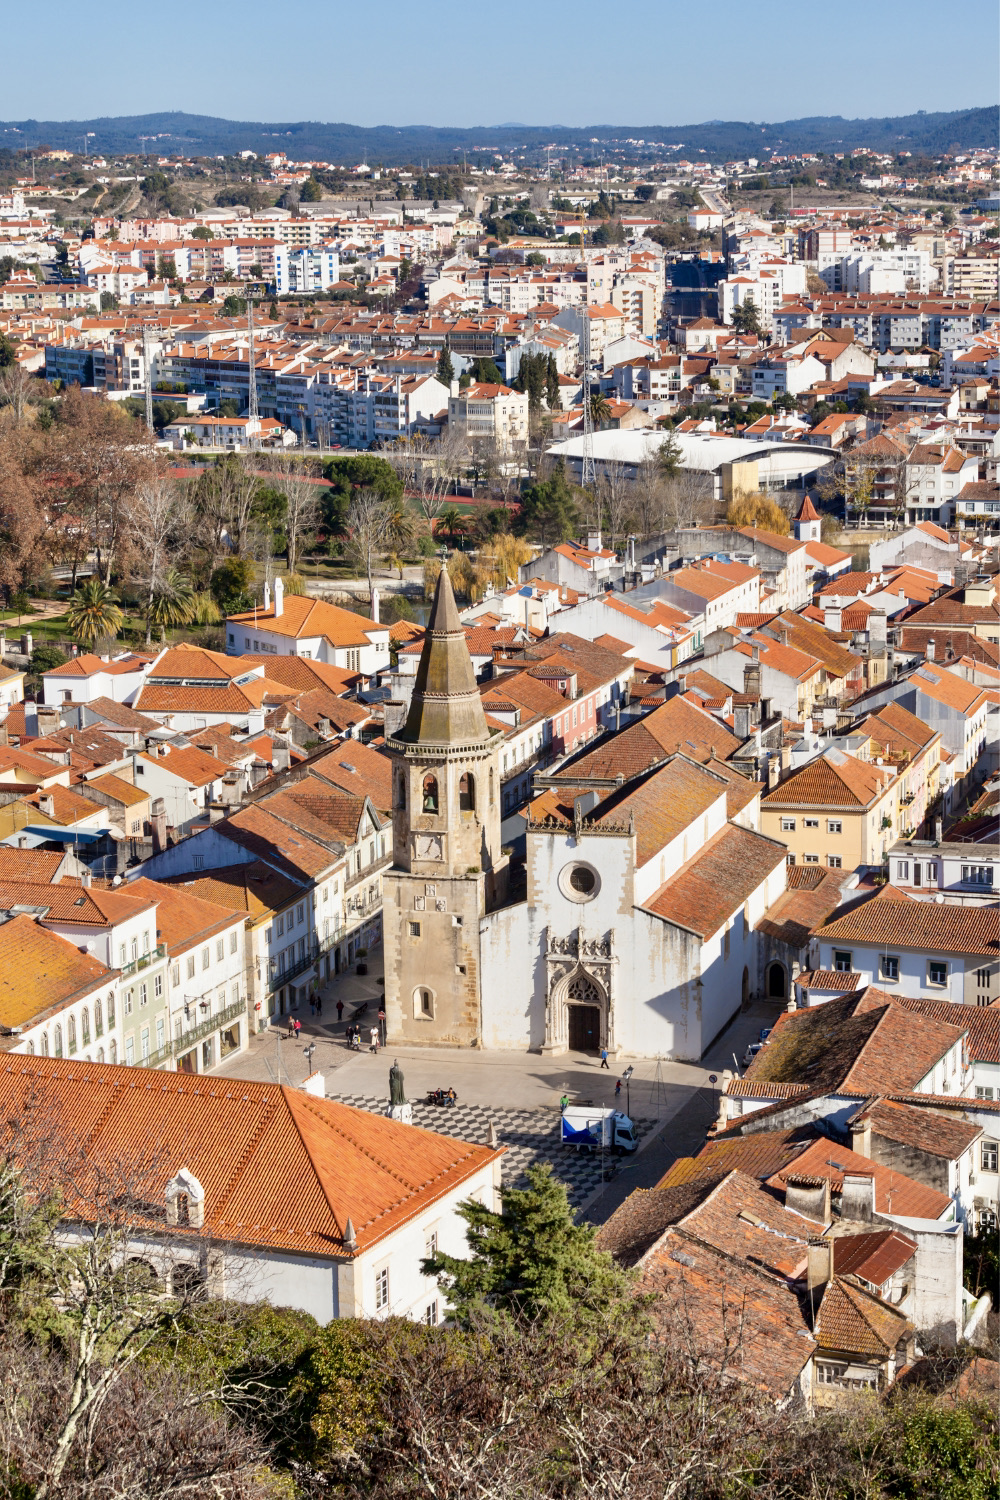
[383,568,790,1061]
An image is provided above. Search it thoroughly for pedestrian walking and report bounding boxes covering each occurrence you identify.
[600,1047,609,1070]
[287,1017,295,1039]
[369,1025,379,1054]
[336,999,344,1022]
[310,998,316,1016]
[615,1079,622,1100]
[316,994,323,1016]
[294,1018,302,1039]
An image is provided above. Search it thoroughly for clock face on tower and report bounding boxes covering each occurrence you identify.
[414,833,443,861]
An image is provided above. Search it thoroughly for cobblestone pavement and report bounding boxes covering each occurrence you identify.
[328,1091,656,1210]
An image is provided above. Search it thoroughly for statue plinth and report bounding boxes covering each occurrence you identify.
[387,1103,413,1125]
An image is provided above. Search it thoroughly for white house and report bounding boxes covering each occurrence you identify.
[226,579,390,676]
[42,652,152,707]
[0,1055,503,1326]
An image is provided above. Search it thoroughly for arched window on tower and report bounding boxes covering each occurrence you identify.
[422,774,439,813]
[394,770,407,811]
[459,773,475,813]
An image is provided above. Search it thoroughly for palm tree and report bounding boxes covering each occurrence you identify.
[436,507,465,548]
[589,392,613,429]
[386,500,416,573]
[65,578,125,647]
[149,569,196,642]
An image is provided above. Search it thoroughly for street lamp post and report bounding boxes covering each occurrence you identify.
[622,1064,634,1119]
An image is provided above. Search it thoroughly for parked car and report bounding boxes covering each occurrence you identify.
[742,1041,764,1067]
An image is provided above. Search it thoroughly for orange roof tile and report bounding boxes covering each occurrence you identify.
[0,1055,502,1258]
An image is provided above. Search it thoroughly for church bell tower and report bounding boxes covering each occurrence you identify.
[382,566,506,1046]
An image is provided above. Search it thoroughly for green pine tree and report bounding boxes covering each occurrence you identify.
[436,346,455,385]
[546,353,560,411]
[423,1163,636,1327]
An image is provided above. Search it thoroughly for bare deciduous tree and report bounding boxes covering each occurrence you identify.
[346,487,392,603]
[263,453,321,572]
[129,466,191,644]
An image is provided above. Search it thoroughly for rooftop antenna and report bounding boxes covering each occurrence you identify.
[246,289,259,449]
[141,321,154,435]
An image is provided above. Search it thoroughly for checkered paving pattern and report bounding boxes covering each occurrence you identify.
[328,1093,654,1208]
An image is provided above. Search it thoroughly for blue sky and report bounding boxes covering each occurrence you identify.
[5,0,997,126]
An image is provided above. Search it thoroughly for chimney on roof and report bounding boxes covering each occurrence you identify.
[824,606,842,632]
[39,794,55,819]
[751,643,760,663]
[273,575,284,618]
[841,1171,875,1223]
[273,745,291,773]
[850,1115,872,1159]
[734,703,751,741]
[81,869,91,888]
[935,817,943,843]
[370,586,380,624]
[785,1176,831,1225]
[263,580,271,612]
[318,717,332,739]
[806,1236,834,1292]
[926,637,935,662]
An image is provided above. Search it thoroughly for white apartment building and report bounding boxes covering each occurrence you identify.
[448,381,529,451]
[819,251,938,297]
[287,245,341,294]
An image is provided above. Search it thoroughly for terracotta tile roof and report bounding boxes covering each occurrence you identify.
[594,1178,721,1267]
[279,687,371,736]
[798,969,863,991]
[724,1078,811,1099]
[537,756,729,868]
[912,664,988,716]
[852,988,999,1064]
[645,822,787,939]
[741,991,964,1098]
[159,861,304,922]
[0,915,113,1031]
[815,1276,910,1358]
[82,698,161,733]
[0,1055,502,1258]
[703,757,764,820]
[126,876,241,955]
[762,749,892,811]
[851,1097,981,1161]
[766,1136,953,1221]
[639,1228,815,1396]
[756,866,846,950]
[677,1169,824,1276]
[26,785,108,827]
[858,701,937,759]
[255,777,378,847]
[0,746,67,781]
[814,888,999,957]
[219,805,337,880]
[138,744,226,789]
[228,594,383,648]
[147,644,243,682]
[658,1126,818,1188]
[833,1229,917,1288]
[236,654,359,696]
[0,848,65,884]
[86,773,148,808]
[308,742,393,813]
[0,877,154,929]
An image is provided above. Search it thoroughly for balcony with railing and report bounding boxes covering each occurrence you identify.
[120,942,167,978]
[135,996,248,1070]
[266,924,346,993]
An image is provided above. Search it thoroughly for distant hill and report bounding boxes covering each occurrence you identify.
[0,108,996,165]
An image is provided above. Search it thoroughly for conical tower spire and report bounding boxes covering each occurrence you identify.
[397,566,493,746]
